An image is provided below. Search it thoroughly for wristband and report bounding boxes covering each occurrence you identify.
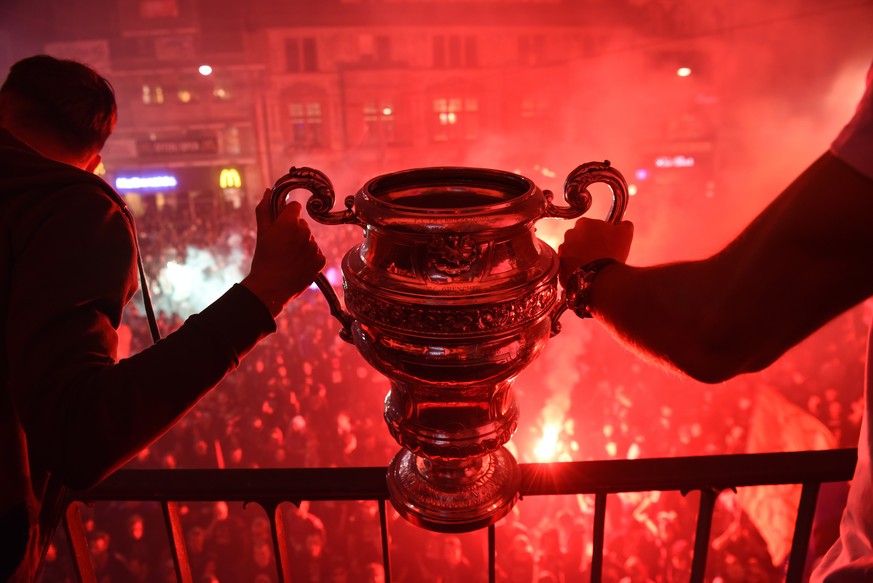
[565,258,618,319]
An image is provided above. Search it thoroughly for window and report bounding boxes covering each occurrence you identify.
[431,97,479,141]
[448,36,461,68]
[302,38,317,71]
[518,96,552,132]
[433,35,478,68]
[520,97,549,120]
[375,36,391,64]
[519,34,546,65]
[286,39,300,72]
[142,84,165,105]
[288,101,324,148]
[433,37,445,68]
[465,37,478,67]
[286,38,318,73]
[357,35,391,64]
[363,102,396,146]
[223,127,242,155]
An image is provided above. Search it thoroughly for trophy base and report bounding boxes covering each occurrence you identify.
[386,446,520,533]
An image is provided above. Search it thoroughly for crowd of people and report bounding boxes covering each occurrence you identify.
[38,194,870,583]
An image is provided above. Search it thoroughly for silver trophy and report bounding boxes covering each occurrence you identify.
[271,162,628,532]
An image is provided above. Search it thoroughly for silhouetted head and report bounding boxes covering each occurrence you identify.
[0,54,116,167]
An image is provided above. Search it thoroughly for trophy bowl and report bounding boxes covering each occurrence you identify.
[271,163,628,532]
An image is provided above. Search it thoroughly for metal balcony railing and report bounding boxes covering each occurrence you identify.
[60,448,857,583]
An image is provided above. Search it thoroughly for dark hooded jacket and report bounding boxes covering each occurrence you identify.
[0,129,276,582]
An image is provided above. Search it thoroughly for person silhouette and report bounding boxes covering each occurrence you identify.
[558,60,873,582]
[0,54,324,582]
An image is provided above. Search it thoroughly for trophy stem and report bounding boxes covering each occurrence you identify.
[386,446,520,533]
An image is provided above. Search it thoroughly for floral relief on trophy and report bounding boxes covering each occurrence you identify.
[427,234,479,278]
[344,285,558,334]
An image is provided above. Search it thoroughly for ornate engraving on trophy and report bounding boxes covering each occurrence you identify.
[344,286,556,334]
[427,234,478,277]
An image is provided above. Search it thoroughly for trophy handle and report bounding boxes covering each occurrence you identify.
[548,161,630,335]
[314,273,354,344]
[269,167,356,343]
[543,160,629,223]
[270,166,360,226]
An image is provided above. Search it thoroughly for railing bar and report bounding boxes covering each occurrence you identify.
[518,449,857,496]
[689,489,719,583]
[269,502,293,583]
[58,450,860,583]
[73,450,857,503]
[590,492,607,583]
[161,500,194,583]
[63,501,96,583]
[785,482,822,583]
[489,523,496,583]
[76,466,392,502]
[379,499,392,583]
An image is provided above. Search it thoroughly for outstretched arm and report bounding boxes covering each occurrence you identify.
[560,152,873,383]
[11,186,325,489]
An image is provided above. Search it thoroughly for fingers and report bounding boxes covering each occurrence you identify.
[557,219,634,286]
[257,189,304,226]
[309,241,328,272]
[279,203,324,268]
[274,197,302,218]
[615,219,634,240]
[255,188,271,226]
[284,200,303,218]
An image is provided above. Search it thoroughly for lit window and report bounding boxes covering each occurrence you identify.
[363,101,396,146]
[142,84,165,105]
[432,97,478,141]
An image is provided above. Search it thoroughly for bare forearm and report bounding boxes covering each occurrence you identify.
[588,260,744,382]
[588,153,873,383]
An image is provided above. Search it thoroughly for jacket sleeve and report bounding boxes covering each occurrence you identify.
[8,185,276,489]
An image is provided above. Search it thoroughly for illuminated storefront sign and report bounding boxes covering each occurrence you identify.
[219,168,242,189]
[115,175,179,191]
[654,155,695,168]
[136,137,218,157]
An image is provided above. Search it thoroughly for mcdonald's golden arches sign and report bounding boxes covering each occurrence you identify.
[219,168,242,189]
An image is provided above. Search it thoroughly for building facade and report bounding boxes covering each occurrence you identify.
[1,0,730,219]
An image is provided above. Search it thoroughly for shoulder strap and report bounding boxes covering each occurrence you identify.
[84,175,162,344]
[117,204,162,343]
